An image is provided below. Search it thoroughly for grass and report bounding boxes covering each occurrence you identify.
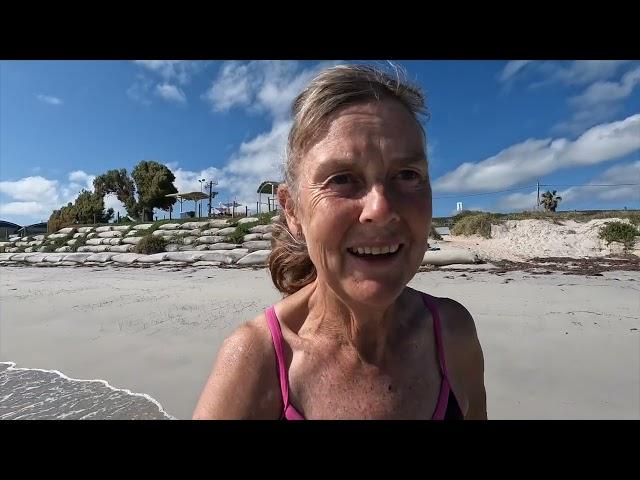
[451,213,495,238]
[442,209,640,239]
[598,221,639,248]
[134,235,167,254]
[70,234,87,252]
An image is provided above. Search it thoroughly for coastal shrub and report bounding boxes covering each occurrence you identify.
[135,235,167,254]
[598,222,639,248]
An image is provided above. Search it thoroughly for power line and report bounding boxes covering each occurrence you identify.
[433,182,639,200]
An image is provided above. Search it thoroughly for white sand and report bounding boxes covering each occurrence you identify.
[1,264,638,419]
[433,218,640,262]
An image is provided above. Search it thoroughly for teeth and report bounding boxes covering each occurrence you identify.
[349,244,401,255]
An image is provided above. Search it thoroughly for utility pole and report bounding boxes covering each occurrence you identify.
[208,181,213,217]
[537,180,540,210]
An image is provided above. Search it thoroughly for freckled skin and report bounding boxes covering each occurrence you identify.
[193,99,487,420]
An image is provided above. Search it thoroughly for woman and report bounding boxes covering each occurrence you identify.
[193,64,487,420]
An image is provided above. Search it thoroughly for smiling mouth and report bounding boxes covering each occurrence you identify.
[346,244,404,259]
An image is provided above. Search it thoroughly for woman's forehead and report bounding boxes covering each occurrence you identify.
[306,100,425,160]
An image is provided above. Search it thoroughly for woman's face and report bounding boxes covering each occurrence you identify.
[293,98,432,307]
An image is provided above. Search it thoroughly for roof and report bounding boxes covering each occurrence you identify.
[257,181,280,194]
[165,192,209,201]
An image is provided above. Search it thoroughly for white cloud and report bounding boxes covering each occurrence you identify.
[127,75,154,105]
[500,190,539,211]
[155,83,187,104]
[559,161,640,204]
[68,170,93,185]
[0,176,59,202]
[506,61,631,88]
[0,201,52,216]
[36,94,63,106]
[498,60,532,83]
[569,66,640,109]
[202,60,335,120]
[133,60,202,85]
[433,113,640,194]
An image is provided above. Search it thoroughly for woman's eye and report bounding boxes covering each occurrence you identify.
[329,174,354,185]
[397,170,420,181]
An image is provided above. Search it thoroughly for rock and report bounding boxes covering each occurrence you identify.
[122,237,142,245]
[249,225,272,234]
[86,253,117,262]
[158,223,181,230]
[196,236,228,244]
[43,254,66,263]
[180,221,210,230]
[111,253,146,264]
[164,252,205,263]
[206,243,239,250]
[236,250,270,266]
[61,253,93,263]
[208,219,231,228]
[108,245,133,253]
[25,253,47,263]
[242,240,272,251]
[97,231,123,238]
[137,253,169,263]
[237,217,259,225]
[242,233,264,242]
[421,249,480,266]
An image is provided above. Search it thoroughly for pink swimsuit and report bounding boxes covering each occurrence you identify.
[265,292,462,420]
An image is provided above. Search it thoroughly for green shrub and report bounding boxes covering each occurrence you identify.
[228,221,260,244]
[429,225,442,240]
[70,234,87,253]
[451,213,494,238]
[135,235,167,254]
[598,222,639,248]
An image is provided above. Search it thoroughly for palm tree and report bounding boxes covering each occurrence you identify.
[540,190,562,212]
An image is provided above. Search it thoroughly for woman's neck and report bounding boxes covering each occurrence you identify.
[298,280,408,364]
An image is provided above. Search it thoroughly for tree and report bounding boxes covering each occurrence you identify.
[73,189,114,224]
[93,161,177,221]
[47,190,114,233]
[93,168,139,219]
[131,160,178,221]
[540,190,562,212]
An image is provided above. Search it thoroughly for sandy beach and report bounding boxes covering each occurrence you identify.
[1,263,638,419]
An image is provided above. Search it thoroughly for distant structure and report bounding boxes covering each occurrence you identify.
[456,202,464,212]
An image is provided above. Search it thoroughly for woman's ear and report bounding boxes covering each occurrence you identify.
[277,184,302,239]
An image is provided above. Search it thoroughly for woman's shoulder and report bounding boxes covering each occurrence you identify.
[412,289,477,338]
[192,311,281,419]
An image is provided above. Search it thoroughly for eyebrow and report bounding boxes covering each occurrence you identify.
[314,154,427,176]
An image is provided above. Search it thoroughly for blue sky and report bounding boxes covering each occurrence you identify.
[1,60,638,226]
